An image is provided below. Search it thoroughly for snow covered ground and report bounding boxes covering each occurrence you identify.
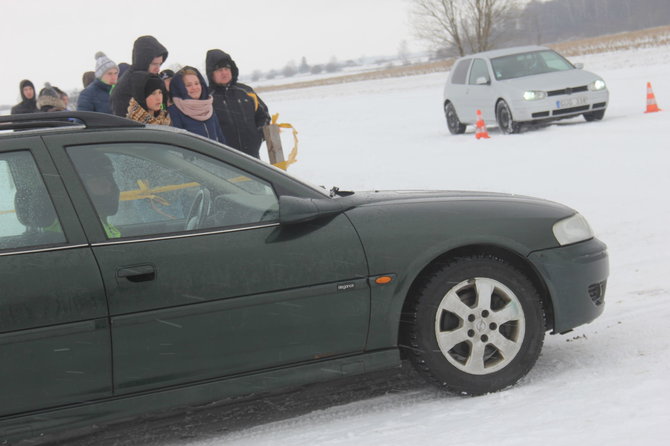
[198,46,670,446]
[45,46,670,445]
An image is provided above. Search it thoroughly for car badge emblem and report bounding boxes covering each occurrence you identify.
[337,282,355,291]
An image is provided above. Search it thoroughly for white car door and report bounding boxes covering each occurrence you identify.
[445,58,472,123]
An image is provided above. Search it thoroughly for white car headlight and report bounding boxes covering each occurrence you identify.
[553,213,594,246]
[588,79,607,91]
[523,90,547,101]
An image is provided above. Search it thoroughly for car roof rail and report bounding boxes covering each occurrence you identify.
[0,111,145,132]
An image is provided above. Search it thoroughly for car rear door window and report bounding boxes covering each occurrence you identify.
[468,59,491,84]
[0,151,65,250]
[67,143,279,239]
[450,59,472,84]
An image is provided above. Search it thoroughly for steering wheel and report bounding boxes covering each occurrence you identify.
[185,188,212,230]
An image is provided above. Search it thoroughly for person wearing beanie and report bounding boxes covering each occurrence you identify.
[126,71,171,125]
[77,51,119,114]
[37,83,66,112]
[159,69,175,107]
[111,35,168,116]
[10,79,38,114]
[206,49,270,159]
[159,69,175,90]
[167,66,225,143]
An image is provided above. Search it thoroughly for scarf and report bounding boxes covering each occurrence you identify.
[127,98,172,125]
[172,96,214,121]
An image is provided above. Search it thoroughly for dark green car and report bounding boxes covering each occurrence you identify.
[0,112,607,443]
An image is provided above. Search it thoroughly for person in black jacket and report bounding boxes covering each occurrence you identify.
[111,35,168,116]
[77,52,118,114]
[206,49,270,158]
[10,80,38,115]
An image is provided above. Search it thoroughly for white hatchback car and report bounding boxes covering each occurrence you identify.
[443,45,609,134]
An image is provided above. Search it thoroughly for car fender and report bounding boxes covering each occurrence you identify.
[342,196,571,350]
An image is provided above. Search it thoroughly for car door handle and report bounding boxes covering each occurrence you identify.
[117,265,156,283]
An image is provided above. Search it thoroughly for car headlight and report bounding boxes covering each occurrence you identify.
[553,213,594,246]
[588,79,607,91]
[523,90,547,101]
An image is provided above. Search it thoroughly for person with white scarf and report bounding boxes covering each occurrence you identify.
[167,66,226,144]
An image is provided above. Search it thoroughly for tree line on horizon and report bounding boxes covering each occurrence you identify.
[413,0,670,59]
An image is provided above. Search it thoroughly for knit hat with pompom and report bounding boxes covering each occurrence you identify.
[95,51,118,78]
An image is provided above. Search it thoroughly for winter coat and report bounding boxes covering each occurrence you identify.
[10,80,38,115]
[167,67,225,143]
[76,79,113,114]
[111,36,168,116]
[206,50,270,158]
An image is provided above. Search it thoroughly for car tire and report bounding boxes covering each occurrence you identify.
[402,255,545,395]
[496,100,521,134]
[583,109,606,122]
[444,102,466,134]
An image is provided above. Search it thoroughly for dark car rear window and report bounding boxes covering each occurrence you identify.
[450,59,472,84]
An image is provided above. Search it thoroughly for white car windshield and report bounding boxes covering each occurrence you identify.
[491,50,574,80]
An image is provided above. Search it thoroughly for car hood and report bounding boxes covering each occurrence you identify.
[499,68,602,90]
[338,189,574,216]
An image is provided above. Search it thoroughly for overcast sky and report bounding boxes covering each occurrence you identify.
[0,0,416,106]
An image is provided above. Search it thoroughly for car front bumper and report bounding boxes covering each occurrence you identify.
[528,237,608,334]
[510,89,609,122]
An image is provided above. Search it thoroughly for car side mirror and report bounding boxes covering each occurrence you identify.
[278,195,345,225]
[574,63,584,69]
[476,76,490,85]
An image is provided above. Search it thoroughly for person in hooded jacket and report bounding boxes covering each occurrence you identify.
[10,80,38,114]
[206,49,270,158]
[111,35,168,116]
[77,52,119,114]
[126,71,171,125]
[167,66,225,143]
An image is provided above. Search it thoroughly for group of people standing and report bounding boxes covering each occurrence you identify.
[11,80,71,115]
[10,35,271,159]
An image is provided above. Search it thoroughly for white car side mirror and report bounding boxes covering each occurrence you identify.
[574,63,584,69]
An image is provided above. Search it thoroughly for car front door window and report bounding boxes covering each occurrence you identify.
[468,59,490,85]
[66,143,279,239]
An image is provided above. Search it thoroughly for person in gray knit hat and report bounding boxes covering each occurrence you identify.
[77,51,119,114]
[95,52,118,79]
[37,83,66,112]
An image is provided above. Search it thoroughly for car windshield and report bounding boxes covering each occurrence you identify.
[491,50,574,80]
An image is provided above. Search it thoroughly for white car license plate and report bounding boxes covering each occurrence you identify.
[557,96,587,108]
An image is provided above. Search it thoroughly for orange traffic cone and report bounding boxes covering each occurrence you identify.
[475,110,490,139]
[645,82,661,113]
